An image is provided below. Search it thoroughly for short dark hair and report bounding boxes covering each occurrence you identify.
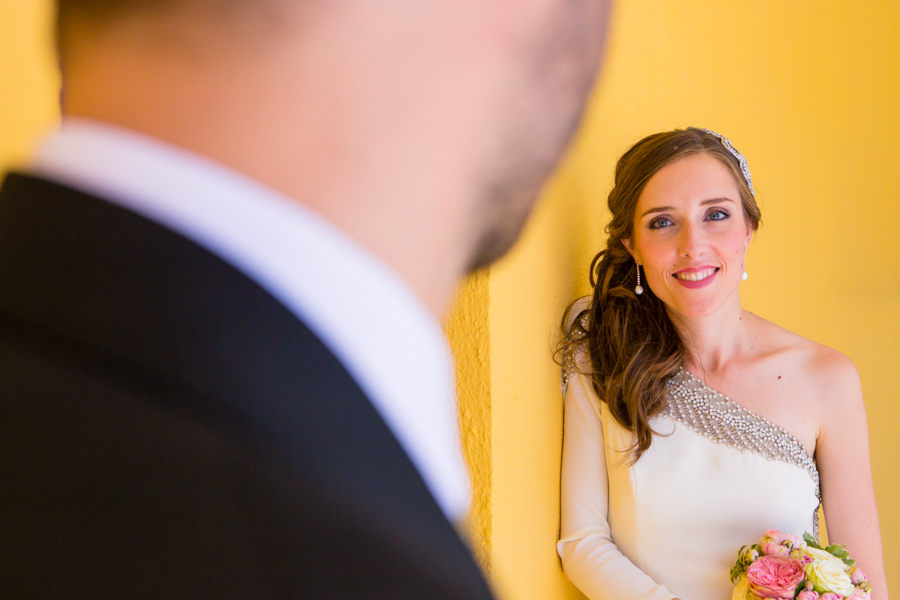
[56,0,174,54]
[55,0,284,58]
[57,0,171,28]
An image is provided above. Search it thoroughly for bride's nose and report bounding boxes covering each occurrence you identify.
[677,222,708,259]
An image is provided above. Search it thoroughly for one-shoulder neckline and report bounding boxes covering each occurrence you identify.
[663,368,820,499]
[676,367,815,462]
[665,367,822,539]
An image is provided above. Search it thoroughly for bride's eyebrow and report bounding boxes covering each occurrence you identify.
[640,206,674,217]
[640,197,735,218]
[701,197,735,206]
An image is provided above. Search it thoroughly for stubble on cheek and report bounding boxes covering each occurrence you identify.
[464,0,611,272]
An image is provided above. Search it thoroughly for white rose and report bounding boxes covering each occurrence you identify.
[802,547,855,596]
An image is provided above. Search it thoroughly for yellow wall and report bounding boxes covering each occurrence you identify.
[445,272,492,572]
[0,0,59,168]
[3,1,898,598]
[450,1,900,598]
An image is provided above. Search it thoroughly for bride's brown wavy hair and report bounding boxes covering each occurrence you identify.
[563,128,761,462]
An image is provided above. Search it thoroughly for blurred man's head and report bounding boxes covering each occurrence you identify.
[57,0,612,312]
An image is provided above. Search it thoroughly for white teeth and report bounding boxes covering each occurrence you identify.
[674,268,717,282]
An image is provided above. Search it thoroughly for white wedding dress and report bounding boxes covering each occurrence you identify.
[557,347,820,600]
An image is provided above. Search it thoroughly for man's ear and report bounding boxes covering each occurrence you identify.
[621,238,638,263]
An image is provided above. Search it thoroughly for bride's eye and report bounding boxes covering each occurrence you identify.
[649,217,673,229]
[706,209,730,221]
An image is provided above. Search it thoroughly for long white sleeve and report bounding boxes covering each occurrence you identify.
[557,367,676,600]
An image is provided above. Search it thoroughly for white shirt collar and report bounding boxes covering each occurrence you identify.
[31,118,471,522]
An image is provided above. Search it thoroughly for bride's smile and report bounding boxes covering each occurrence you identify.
[672,266,718,285]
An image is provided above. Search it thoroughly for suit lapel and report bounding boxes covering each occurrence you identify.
[0,173,492,598]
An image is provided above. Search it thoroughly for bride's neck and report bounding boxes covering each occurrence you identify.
[667,300,754,375]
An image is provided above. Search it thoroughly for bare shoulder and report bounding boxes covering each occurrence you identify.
[752,314,863,411]
[807,343,860,392]
[808,350,866,440]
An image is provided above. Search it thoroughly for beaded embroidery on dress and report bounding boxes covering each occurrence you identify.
[561,343,581,397]
[561,312,590,397]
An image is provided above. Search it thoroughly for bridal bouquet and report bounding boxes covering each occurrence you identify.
[730,530,872,599]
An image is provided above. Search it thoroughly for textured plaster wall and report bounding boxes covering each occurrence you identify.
[443,272,492,575]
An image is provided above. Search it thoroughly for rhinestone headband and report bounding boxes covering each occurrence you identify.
[690,127,755,196]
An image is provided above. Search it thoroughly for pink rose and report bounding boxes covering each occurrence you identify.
[849,566,867,586]
[849,583,873,599]
[747,556,806,599]
[763,544,791,558]
[760,530,804,557]
[819,594,841,600]
[797,591,820,600]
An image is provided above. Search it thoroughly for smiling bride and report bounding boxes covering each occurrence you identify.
[557,128,889,600]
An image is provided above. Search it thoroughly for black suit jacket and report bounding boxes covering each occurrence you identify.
[0,173,493,599]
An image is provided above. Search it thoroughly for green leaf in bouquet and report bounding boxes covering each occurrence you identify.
[729,544,760,583]
[803,532,822,550]
[729,546,747,583]
[842,557,856,567]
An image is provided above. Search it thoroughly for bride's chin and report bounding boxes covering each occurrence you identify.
[661,285,742,321]
[663,298,723,321]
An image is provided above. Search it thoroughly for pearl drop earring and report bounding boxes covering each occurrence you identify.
[635,263,644,295]
[741,246,749,281]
